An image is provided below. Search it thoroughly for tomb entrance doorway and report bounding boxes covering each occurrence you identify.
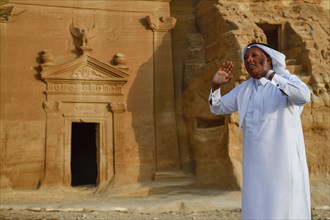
[71,122,99,187]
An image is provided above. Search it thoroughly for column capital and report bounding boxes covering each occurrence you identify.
[146,15,177,32]
[43,101,60,113]
[108,102,126,113]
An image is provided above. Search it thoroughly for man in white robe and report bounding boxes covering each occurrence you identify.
[209,43,311,219]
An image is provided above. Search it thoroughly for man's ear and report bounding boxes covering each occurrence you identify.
[267,57,273,67]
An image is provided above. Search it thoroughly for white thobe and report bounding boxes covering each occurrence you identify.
[209,73,311,219]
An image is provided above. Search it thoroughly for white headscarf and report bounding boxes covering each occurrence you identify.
[242,43,290,75]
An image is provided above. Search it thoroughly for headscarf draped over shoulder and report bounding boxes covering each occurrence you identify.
[242,43,290,75]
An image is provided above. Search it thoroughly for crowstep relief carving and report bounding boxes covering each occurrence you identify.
[73,66,107,79]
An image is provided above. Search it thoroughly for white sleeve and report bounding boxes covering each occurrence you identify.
[208,87,239,115]
[209,88,221,106]
[270,74,310,106]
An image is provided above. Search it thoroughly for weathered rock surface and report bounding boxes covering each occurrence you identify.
[175,0,329,205]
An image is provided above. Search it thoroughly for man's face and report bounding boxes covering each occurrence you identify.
[243,47,270,79]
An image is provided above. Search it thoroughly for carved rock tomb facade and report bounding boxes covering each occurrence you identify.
[0,0,180,190]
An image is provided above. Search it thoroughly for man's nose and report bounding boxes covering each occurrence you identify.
[245,56,253,63]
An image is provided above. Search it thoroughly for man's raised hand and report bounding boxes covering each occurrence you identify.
[212,61,234,91]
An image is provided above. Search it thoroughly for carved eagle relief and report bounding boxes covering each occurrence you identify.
[70,21,96,48]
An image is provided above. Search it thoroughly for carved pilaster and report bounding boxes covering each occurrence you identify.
[108,102,126,113]
[146,15,180,172]
[43,101,60,113]
[146,15,177,32]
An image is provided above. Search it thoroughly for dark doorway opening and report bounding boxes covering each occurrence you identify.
[71,122,98,187]
[257,23,282,52]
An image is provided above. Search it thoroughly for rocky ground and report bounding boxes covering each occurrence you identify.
[0,186,329,220]
[1,207,329,220]
[2,208,241,220]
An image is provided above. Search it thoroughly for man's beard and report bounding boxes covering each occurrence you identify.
[257,56,266,78]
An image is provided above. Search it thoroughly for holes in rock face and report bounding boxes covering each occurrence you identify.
[196,117,225,129]
[71,122,98,187]
[313,87,327,96]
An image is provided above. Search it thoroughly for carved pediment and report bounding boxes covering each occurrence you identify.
[41,55,129,96]
[41,54,129,81]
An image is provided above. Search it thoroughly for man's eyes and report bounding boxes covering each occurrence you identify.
[244,54,259,60]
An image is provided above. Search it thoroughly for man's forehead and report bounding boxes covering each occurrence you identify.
[244,46,268,56]
[245,46,263,53]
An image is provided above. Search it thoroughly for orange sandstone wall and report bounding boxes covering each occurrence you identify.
[0,0,172,189]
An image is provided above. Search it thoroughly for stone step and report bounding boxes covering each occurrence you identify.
[105,174,195,197]
[286,64,302,73]
[286,59,297,65]
[153,171,191,181]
